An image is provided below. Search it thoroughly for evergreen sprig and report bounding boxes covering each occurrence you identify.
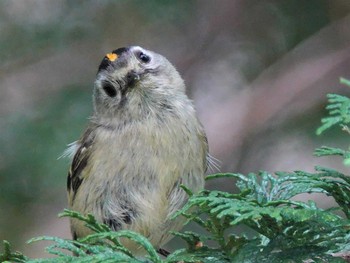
[173,171,350,262]
[0,240,28,263]
[2,79,350,262]
[316,78,350,135]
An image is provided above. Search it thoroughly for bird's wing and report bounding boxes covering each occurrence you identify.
[67,127,95,203]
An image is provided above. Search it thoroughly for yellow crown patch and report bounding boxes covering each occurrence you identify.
[106,53,118,62]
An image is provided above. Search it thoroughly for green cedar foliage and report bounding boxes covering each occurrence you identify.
[2,79,350,263]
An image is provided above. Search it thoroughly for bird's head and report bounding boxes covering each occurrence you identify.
[93,46,185,119]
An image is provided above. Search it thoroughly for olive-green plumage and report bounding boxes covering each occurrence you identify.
[66,46,209,254]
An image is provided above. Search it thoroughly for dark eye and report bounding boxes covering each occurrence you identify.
[138,52,151,63]
[102,82,117,97]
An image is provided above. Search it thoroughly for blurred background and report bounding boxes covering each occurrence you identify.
[1,0,350,258]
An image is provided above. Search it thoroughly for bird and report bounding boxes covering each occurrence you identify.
[65,46,210,255]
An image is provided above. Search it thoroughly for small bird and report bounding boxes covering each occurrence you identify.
[66,46,209,255]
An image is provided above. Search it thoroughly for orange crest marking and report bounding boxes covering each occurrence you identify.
[106,53,118,62]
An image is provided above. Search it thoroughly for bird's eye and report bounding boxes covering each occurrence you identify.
[102,82,117,97]
[138,52,151,63]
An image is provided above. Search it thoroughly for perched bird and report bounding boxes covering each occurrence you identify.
[66,46,209,255]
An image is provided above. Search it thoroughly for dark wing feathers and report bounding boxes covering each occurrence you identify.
[67,127,95,201]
